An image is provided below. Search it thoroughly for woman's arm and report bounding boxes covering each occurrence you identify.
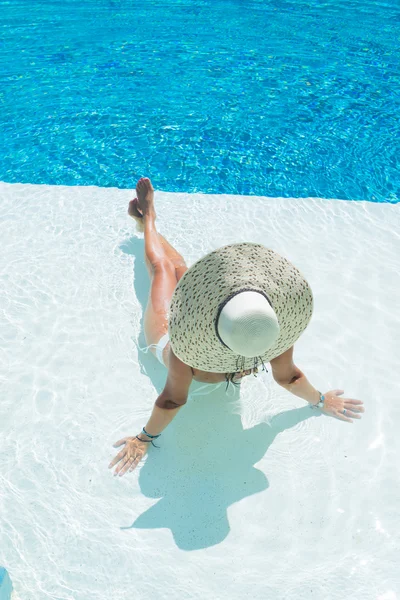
[270,346,364,422]
[139,349,193,440]
[109,350,193,476]
[270,347,320,405]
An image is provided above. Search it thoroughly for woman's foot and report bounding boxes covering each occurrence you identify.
[128,178,156,232]
[128,198,145,232]
[136,177,156,219]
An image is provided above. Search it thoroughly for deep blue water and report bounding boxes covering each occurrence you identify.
[1,0,399,202]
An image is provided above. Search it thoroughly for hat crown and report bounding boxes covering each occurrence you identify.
[217,291,280,358]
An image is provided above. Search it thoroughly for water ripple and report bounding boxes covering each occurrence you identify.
[0,0,399,201]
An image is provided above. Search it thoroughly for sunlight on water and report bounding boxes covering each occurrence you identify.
[0,0,399,200]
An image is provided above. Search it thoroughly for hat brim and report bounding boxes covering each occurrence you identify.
[169,243,313,373]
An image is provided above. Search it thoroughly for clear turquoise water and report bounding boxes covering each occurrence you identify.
[1,0,399,202]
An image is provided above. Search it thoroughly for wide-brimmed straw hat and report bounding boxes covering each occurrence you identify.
[169,243,313,373]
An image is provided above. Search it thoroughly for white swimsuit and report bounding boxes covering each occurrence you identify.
[140,332,170,367]
[139,334,236,396]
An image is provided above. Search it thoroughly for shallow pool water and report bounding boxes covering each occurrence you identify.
[1,0,399,201]
[1,182,399,599]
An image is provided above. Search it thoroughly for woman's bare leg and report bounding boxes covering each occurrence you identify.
[128,197,188,282]
[133,178,187,362]
[158,234,188,282]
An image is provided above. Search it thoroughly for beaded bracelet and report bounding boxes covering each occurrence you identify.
[136,436,160,448]
[310,391,325,409]
[142,427,161,439]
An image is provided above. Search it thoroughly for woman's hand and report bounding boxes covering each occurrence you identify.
[109,436,149,476]
[321,389,364,422]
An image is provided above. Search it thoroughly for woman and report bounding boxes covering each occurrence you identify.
[109,178,364,477]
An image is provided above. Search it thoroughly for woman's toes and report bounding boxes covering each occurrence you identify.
[136,180,145,195]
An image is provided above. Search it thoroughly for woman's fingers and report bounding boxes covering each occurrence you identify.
[343,409,362,419]
[320,391,364,423]
[113,438,129,448]
[108,448,126,469]
[109,438,148,475]
[129,456,142,472]
[114,456,131,476]
[129,457,141,473]
[118,457,135,477]
[345,401,364,412]
[346,399,363,404]
[336,411,353,423]
[344,398,364,412]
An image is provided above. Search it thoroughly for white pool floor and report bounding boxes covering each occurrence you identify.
[1,182,399,600]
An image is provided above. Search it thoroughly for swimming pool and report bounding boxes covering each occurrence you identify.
[1,1,400,599]
[1,0,399,201]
